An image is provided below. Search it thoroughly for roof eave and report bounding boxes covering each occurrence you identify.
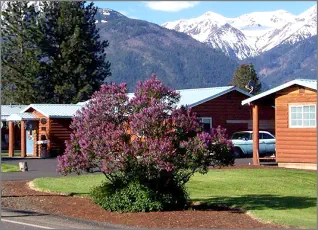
[189,86,252,108]
[6,114,39,121]
[241,79,317,106]
[21,104,50,117]
[49,116,74,119]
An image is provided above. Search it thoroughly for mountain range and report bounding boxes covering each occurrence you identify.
[243,35,317,89]
[1,2,317,91]
[96,7,316,90]
[162,5,317,60]
[95,9,238,91]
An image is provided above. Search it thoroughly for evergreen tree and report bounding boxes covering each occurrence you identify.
[39,1,111,103]
[232,64,261,95]
[1,1,42,104]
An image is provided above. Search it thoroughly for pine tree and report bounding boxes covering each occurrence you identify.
[1,1,42,104]
[232,64,261,95]
[39,1,111,103]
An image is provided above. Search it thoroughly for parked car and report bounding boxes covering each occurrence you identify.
[230,131,276,157]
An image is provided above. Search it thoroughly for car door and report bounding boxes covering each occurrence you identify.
[244,133,253,154]
[258,133,267,155]
[231,132,252,155]
[262,133,276,154]
[239,133,253,155]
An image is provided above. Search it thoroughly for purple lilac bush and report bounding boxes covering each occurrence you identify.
[57,76,234,211]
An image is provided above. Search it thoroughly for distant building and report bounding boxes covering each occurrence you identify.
[4,85,276,158]
[5,104,82,158]
[1,105,28,150]
[242,79,317,170]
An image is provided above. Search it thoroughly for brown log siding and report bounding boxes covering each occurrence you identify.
[49,118,72,156]
[29,110,50,157]
[275,86,317,163]
[191,90,275,136]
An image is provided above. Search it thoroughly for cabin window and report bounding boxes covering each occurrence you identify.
[289,104,316,128]
[198,117,212,132]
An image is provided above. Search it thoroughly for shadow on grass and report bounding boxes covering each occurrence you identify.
[68,192,90,197]
[191,194,316,211]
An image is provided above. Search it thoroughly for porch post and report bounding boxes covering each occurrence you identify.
[21,120,26,158]
[8,121,15,157]
[252,104,259,165]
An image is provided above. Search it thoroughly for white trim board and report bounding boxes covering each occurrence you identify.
[288,104,316,128]
[189,86,252,108]
[242,79,317,106]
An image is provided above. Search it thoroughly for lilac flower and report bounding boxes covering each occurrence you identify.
[57,76,234,184]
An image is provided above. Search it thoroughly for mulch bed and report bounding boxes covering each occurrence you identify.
[1,179,288,229]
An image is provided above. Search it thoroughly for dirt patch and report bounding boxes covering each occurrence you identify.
[1,180,288,229]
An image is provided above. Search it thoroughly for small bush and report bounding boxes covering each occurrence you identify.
[90,180,188,212]
[91,181,162,212]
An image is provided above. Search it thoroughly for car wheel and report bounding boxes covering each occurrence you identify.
[233,147,244,158]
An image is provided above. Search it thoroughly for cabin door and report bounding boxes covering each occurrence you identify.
[26,130,34,156]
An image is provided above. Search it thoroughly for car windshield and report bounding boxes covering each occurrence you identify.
[231,132,251,140]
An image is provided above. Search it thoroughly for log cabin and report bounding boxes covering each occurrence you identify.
[242,79,317,170]
[5,104,82,158]
[127,86,275,137]
[3,85,276,158]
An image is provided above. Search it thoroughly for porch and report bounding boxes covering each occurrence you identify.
[242,79,317,169]
[249,98,276,165]
[5,113,42,158]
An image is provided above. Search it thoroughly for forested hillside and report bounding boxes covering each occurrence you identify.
[96,10,239,91]
[243,35,316,89]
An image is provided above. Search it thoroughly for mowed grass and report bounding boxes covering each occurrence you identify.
[32,168,317,228]
[1,163,20,172]
[1,150,22,157]
[1,152,9,157]
[33,174,106,196]
[188,169,316,229]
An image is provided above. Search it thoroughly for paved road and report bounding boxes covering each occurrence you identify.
[0,208,132,229]
[1,156,273,181]
[234,157,253,165]
[1,157,259,181]
[1,158,61,181]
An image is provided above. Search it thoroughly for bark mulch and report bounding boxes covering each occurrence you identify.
[1,180,288,229]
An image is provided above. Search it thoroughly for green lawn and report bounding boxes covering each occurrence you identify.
[33,174,106,196]
[1,150,22,157]
[1,163,20,172]
[32,168,317,228]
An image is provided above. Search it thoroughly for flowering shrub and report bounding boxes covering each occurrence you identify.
[209,126,234,167]
[57,76,234,212]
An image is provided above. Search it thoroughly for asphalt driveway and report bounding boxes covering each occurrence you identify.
[1,157,257,181]
[1,158,61,181]
[1,208,128,229]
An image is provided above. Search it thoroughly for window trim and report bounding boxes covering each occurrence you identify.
[289,104,316,128]
[198,117,212,130]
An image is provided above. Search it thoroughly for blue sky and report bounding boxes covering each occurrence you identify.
[93,1,316,25]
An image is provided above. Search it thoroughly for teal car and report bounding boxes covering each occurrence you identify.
[230,131,276,157]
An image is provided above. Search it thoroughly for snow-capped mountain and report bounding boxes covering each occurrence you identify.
[162,5,317,60]
[95,8,125,24]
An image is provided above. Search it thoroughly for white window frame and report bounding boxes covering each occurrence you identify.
[198,117,212,130]
[289,104,316,128]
